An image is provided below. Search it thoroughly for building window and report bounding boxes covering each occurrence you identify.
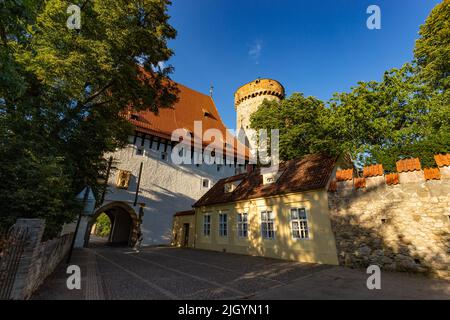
[217,165,221,172]
[261,211,275,240]
[219,213,228,237]
[136,148,144,156]
[161,152,168,161]
[291,208,309,240]
[237,213,248,238]
[203,214,211,237]
[202,179,210,189]
[116,170,131,189]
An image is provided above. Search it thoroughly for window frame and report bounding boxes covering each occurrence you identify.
[136,148,144,156]
[202,214,211,237]
[290,208,310,240]
[260,210,275,240]
[160,152,168,161]
[202,178,210,189]
[236,213,248,238]
[218,213,228,237]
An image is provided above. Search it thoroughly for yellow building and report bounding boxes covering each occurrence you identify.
[172,153,342,265]
[172,210,196,248]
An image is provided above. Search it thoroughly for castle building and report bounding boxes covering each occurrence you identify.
[71,78,283,248]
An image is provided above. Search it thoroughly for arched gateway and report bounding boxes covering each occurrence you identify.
[86,201,139,247]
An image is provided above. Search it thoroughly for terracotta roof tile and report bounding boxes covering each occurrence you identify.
[174,210,195,217]
[396,158,421,173]
[354,178,366,189]
[127,82,248,159]
[434,154,450,167]
[363,164,384,177]
[424,168,441,181]
[336,169,353,181]
[386,173,399,185]
[194,154,337,207]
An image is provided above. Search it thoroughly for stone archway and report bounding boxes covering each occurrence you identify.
[86,202,139,247]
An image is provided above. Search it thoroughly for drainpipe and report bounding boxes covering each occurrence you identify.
[133,162,144,207]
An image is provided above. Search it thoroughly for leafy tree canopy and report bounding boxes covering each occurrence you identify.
[0,0,177,238]
[250,1,449,172]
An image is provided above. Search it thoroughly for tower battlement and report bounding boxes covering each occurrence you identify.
[234,78,285,108]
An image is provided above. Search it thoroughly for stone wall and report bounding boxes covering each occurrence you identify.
[9,219,73,299]
[328,159,450,279]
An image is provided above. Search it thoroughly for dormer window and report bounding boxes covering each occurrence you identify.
[224,183,235,193]
[224,180,243,193]
[130,114,139,121]
[262,170,283,185]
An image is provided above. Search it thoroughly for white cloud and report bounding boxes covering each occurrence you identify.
[248,40,263,64]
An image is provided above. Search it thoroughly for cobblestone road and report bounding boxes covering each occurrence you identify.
[32,246,450,300]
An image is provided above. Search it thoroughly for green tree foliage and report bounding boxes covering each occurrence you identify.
[250,93,329,161]
[327,64,441,171]
[250,1,449,171]
[413,0,450,167]
[94,213,111,238]
[415,0,450,92]
[0,0,177,238]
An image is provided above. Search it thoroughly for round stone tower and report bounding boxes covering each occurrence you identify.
[234,78,285,149]
[235,78,285,131]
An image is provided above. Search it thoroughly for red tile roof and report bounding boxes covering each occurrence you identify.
[424,168,441,181]
[386,173,399,185]
[396,158,421,173]
[174,210,195,217]
[127,82,248,159]
[193,154,337,207]
[363,164,384,177]
[336,169,353,181]
[434,154,450,167]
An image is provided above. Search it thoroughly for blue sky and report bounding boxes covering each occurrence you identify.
[167,0,441,129]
